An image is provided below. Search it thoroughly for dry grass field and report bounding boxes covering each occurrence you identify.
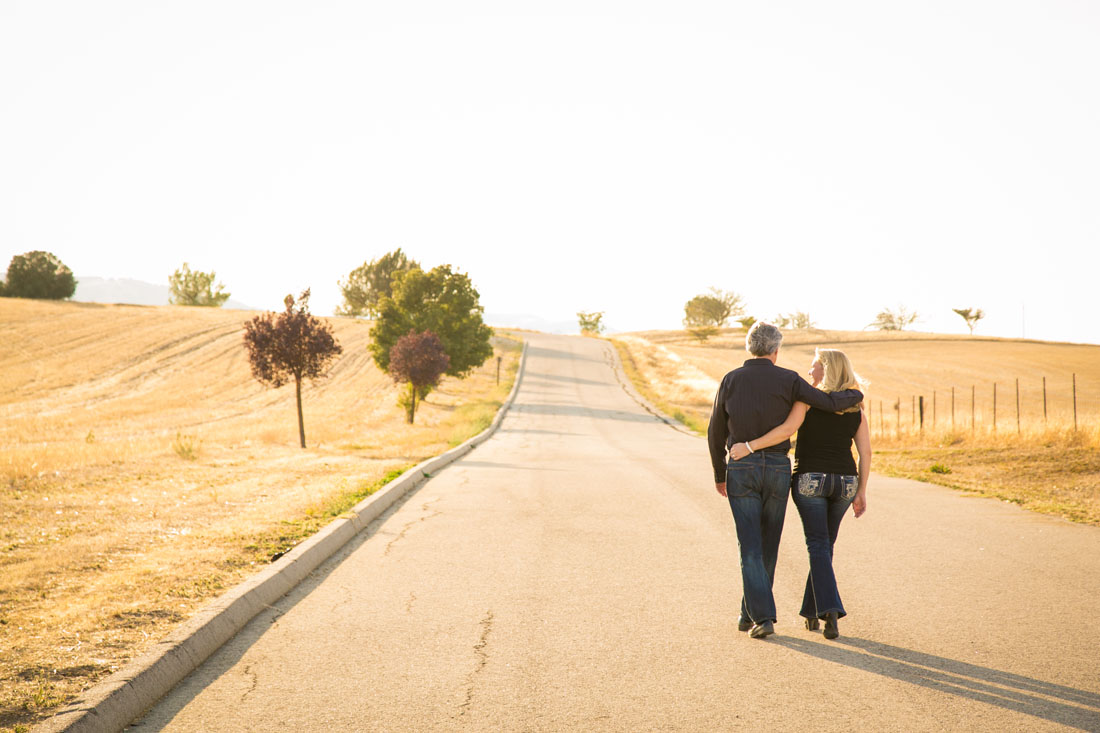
[0,298,522,732]
[613,327,1100,526]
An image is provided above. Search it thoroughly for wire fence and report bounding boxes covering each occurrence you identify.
[868,374,1088,438]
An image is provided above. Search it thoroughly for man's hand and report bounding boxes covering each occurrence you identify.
[715,482,727,498]
[729,442,750,461]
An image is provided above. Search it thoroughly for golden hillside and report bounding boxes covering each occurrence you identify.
[1,298,392,477]
[615,327,1100,433]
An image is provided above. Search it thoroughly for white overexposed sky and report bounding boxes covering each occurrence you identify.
[2,1,1098,342]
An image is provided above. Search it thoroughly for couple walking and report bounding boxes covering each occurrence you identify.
[707,322,872,640]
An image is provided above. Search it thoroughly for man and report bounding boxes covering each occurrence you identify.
[708,322,862,639]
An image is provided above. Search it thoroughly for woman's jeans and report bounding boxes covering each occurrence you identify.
[790,472,857,619]
[726,453,791,624]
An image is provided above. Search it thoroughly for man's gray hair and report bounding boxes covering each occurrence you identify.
[746,321,783,356]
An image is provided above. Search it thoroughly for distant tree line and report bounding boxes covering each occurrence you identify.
[669,288,986,339]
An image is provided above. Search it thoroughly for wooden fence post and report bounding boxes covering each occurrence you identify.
[1043,376,1047,423]
[1073,373,1078,431]
[919,395,925,433]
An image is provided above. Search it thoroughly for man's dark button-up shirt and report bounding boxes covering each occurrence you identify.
[707,358,863,483]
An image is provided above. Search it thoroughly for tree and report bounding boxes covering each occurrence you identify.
[2,251,76,299]
[868,306,919,331]
[774,311,816,330]
[370,265,493,387]
[169,263,230,307]
[388,331,451,424]
[737,315,757,330]
[577,311,605,335]
[243,290,343,448]
[683,289,745,342]
[953,307,985,335]
[337,248,419,318]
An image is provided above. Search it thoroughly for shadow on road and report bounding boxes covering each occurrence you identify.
[524,371,612,387]
[457,460,567,472]
[510,403,659,424]
[496,427,579,437]
[774,635,1100,730]
[525,345,603,363]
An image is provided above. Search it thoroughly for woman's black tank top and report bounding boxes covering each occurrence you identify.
[793,406,862,475]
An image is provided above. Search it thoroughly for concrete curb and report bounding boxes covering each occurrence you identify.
[603,338,699,437]
[37,341,528,733]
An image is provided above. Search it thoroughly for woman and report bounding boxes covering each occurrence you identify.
[729,348,871,640]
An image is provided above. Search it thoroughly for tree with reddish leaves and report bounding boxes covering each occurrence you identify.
[243,290,342,447]
[388,331,450,424]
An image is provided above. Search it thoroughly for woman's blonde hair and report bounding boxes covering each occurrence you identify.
[815,348,868,413]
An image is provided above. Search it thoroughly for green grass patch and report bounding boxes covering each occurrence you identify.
[242,467,410,563]
[873,445,1100,526]
[448,402,500,447]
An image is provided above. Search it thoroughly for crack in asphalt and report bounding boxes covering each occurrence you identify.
[457,610,494,718]
[383,497,443,556]
[240,663,259,703]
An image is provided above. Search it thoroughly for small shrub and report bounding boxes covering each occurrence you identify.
[938,431,965,447]
[687,325,718,342]
[930,463,952,474]
[173,432,201,460]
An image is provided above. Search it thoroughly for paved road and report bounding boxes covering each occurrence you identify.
[133,334,1100,732]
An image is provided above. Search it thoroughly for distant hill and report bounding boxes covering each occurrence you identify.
[73,276,255,310]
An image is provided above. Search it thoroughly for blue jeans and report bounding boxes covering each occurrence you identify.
[790,473,856,619]
[726,452,791,625]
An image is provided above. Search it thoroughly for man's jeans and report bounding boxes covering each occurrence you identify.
[726,452,791,625]
[790,473,856,619]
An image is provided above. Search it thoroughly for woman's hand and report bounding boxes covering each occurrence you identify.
[729,442,751,461]
[852,490,867,518]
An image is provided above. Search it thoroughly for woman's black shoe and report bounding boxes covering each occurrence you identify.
[805,617,820,631]
[823,612,839,639]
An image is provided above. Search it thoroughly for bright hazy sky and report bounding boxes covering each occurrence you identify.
[3,2,1098,342]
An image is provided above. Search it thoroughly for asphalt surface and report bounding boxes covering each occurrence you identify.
[132,333,1100,732]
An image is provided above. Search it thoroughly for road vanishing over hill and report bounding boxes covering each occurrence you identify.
[133,333,1100,732]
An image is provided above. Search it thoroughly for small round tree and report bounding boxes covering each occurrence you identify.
[3,251,77,299]
[577,311,605,335]
[369,265,493,380]
[169,263,231,307]
[388,331,451,424]
[243,290,342,447]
